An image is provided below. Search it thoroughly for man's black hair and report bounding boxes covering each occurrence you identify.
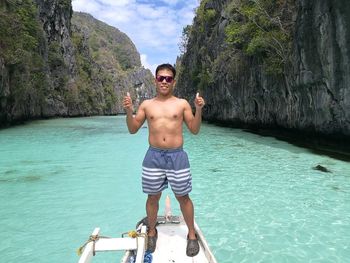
[155,63,176,78]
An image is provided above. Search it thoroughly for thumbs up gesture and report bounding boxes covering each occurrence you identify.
[194,92,205,109]
[123,92,133,112]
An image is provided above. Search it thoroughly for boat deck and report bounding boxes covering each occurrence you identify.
[151,217,215,263]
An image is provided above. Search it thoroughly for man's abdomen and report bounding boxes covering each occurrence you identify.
[148,133,183,149]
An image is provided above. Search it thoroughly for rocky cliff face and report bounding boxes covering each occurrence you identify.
[177,0,350,147]
[69,12,155,115]
[34,0,76,116]
[35,0,75,74]
[0,1,154,126]
[293,0,350,135]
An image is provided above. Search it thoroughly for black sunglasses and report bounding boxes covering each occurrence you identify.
[156,75,174,83]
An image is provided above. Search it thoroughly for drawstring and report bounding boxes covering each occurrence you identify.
[149,146,182,166]
[160,150,171,164]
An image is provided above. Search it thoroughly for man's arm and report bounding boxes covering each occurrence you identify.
[123,92,146,134]
[184,93,205,135]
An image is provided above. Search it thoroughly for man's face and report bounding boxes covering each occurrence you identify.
[155,69,176,96]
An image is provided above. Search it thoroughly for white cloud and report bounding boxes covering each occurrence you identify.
[98,0,135,7]
[71,0,101,14]
[72,0,199,71]
[141,54,157,75]
[98,9,134,23]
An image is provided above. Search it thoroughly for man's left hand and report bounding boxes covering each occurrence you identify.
[194,92,205,109]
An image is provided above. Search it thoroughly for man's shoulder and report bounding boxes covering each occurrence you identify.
[140,98,163,110]
[176,97,190,106]
[172,96,187,103]
[140,98,153,106]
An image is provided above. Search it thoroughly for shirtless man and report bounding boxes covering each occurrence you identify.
[122,63,205,257]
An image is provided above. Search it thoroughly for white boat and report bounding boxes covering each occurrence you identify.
[78,198,218,263]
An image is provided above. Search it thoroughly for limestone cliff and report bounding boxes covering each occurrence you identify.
[69,12,155,115]
[0,0,154,126]
[177,0,350,151]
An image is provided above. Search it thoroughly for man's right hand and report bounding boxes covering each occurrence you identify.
[123,92,133,113]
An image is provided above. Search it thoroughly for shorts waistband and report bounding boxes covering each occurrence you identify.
[149,145,183,153]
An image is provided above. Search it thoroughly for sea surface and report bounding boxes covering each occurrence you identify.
[0,116,349,263]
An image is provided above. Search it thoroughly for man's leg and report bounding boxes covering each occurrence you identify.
[176,194,196,239]
[146,193,161,236]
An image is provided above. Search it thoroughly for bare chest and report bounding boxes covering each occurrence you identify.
[146,103,184,122]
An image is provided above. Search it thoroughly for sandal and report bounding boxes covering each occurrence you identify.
[147,228,158,253]
[186,234,199,257]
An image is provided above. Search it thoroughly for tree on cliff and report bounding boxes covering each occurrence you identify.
[225,0,295,74]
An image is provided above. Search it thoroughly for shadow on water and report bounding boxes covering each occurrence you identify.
[0,167,65,183]
[4,169,18,175]
[244,128,350,162]
[209,168,223,173]
[205,120,350,162]
[0,174,42,183]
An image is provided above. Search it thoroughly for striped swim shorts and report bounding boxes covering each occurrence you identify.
[142,146,192,196]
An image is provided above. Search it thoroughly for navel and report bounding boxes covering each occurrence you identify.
[173,114,178,118]
[163,137,166,142]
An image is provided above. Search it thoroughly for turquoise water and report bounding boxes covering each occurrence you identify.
[0,116,349,263]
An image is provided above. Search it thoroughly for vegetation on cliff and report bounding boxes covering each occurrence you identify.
[224,0,295,74]
[0,1,153,126]
[0,0,47,122]
[70,12,153,115]
[177,0,296,97]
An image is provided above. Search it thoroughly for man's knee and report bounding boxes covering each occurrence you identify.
[147,193,162,204]
[175,194,191,204]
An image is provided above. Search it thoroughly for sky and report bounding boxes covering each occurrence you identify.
[72,0,200,75]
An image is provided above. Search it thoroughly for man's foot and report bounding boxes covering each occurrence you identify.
[147,228,158,253]
[186,234,199,257]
